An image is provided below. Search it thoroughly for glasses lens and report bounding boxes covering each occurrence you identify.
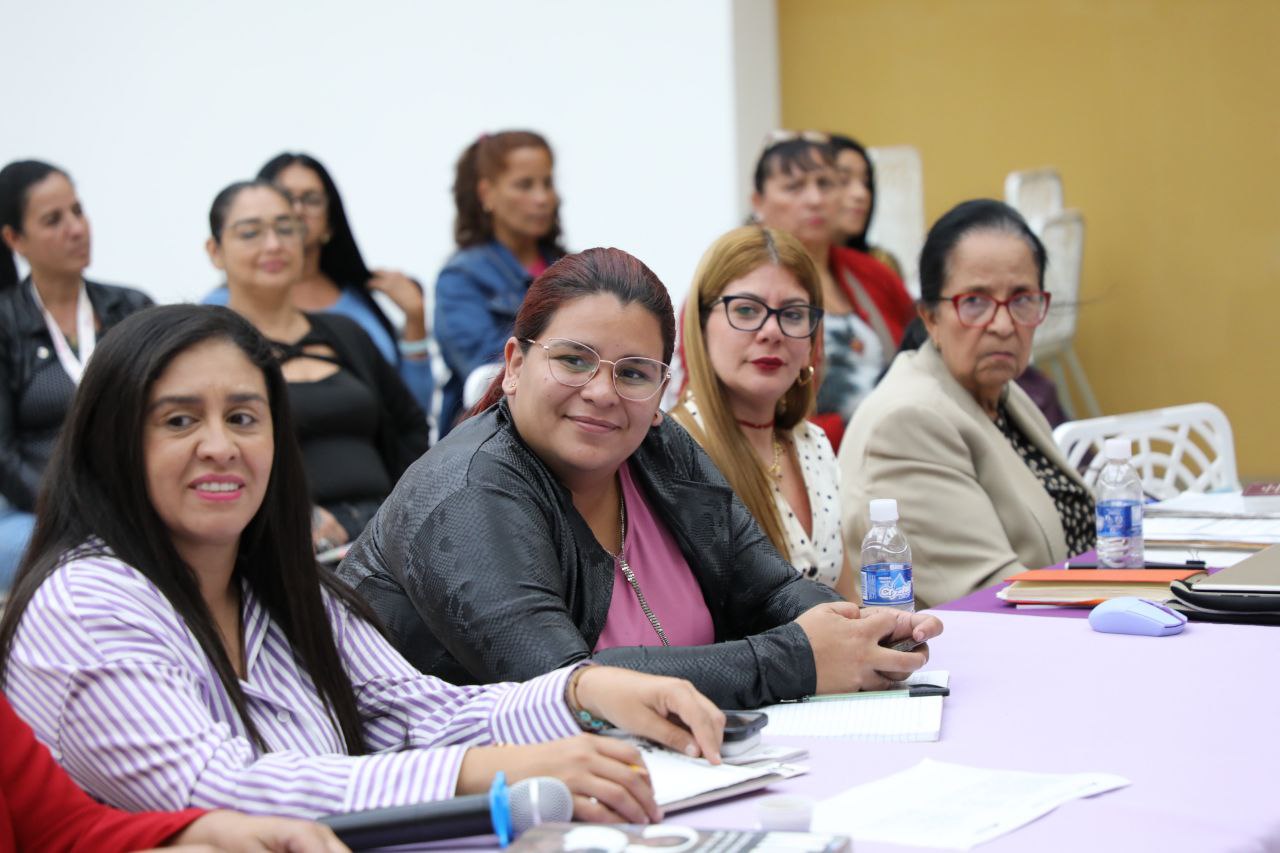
[778,305,818,337]
[955,294,995,326]
[613,358,666,400]
[723,297,767,331]
[1010,292,1048,325]
[544,339,600,386]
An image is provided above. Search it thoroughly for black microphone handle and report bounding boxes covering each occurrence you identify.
[320,791,494,850]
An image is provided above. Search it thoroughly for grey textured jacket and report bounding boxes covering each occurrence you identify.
[338,400,839,709]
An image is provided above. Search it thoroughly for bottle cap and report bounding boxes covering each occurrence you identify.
[1104,438,1133,461]
[755,794,815,832]
[869,498,899,523]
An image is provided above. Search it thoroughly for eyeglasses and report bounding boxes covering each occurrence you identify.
[946,291,1051,328]
[709,295,824,338]
[284,190,326,211]
[524,338,670,401]
[225,216,305,246]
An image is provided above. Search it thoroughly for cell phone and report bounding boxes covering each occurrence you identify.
[720,710,769,757]
[887,637,925,653]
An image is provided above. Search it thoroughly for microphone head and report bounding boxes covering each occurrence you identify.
[508,777,574,833]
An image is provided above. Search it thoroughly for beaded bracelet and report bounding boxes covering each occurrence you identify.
[398,336,432,357]
[566,666,610,732]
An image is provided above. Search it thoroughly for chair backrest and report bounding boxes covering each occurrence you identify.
[1052,403,1241,500]
[1032,208,1084,359]
[866,145,924,298]
[1004,168,1064,233]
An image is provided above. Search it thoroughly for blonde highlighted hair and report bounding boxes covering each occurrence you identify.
[671,226,823,561]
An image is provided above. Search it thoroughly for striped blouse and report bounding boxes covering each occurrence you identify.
[3,553,580,819]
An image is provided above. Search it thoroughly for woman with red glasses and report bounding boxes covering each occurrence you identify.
[838,200,1093,608]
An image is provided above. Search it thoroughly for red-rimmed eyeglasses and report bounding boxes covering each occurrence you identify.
[946,291,1051,328]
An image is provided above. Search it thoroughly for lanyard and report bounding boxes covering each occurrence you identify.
[29,280,96,385]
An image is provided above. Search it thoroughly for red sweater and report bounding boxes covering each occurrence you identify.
[0,693,204,853]
[812,246,916,450]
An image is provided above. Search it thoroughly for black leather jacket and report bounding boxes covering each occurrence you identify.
[0,279,152,509]
[338,400,840,709]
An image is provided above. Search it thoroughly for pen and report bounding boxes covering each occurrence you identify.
[802,684,950,702]
[1065,560,1206,569]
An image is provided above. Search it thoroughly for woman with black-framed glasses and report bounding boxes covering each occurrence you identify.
[339,246,942,710]
[671,226,855,599]
[838,200,1094,608]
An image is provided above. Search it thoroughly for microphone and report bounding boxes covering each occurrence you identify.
[320,773,573,850]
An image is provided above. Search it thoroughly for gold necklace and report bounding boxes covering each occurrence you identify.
[770,433,784,479]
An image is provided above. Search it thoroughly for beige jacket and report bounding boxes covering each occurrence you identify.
[837,342,1088,608]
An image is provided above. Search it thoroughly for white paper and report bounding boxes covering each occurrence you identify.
[632,740,779,807]
[755,671,949,741]
[812,759,1131,850]
[1144,516,1280,544]
[1146,492,1280,519]
[1144,547,1252,568]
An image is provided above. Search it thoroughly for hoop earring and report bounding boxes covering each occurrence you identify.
[796,365,815,386]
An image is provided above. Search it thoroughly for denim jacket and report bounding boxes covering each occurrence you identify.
[433,241,545,434]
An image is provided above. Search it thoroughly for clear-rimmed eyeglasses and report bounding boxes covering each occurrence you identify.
[225,215,305,246]
[708,294,824,338]
[284,190,327,211]
[523,338,670,401]
[946,291,1051,328]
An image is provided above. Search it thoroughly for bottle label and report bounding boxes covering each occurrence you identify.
[861,562,913,605]
[1097,499,1143,538]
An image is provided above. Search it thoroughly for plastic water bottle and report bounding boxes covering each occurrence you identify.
[860,499,914,611]
[1095,438,1145,568]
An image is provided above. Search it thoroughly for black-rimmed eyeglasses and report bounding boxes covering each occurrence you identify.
[523,338,670,401]
[708,295,824,338]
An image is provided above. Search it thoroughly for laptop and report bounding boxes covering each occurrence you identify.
[1193,545,1280,594]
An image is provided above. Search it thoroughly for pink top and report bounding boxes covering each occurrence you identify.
[594,462,716,651]
[526,257,549,278]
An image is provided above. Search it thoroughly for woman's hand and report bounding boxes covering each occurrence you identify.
[161,810,349,852]
[457,735,660,825]
[573,666,725,764]
[795,601,941,693]
[310,506,349,552]
[368,269,427,341]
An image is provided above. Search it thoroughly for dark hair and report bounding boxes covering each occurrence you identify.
[0,160,68,289]
[208,178,294,241]
[0,304,371,755]
[452,130,566,255]
[469,247,674,414]
[918,199,1047,304]
[751,138,836,195]
[828,134,877,251]
[256,153,396,345]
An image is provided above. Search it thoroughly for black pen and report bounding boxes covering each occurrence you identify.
[1065,559,1206,569]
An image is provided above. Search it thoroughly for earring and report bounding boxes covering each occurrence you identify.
[796,365,815,386]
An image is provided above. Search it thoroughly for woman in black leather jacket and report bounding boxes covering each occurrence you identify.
[0,160,152,588]
[339,247,942,709]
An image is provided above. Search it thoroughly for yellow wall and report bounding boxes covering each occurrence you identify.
[779,0,1279,478]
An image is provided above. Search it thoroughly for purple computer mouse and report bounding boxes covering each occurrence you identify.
[1088,597,1188,637]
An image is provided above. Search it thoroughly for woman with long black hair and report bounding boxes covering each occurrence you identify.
[0,159,152,589]
[0,303,723,823]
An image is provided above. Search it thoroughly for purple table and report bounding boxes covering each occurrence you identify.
[677,609,1280,851]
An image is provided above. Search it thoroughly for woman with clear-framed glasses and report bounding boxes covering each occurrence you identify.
[749,132,915,450]
[839,200,1094,608]
[671,226,855,600]
[206,180,428,555]
[340,247,942,710]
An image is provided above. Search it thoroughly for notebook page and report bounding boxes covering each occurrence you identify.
[757,671,950,741]
[632,740,778,806]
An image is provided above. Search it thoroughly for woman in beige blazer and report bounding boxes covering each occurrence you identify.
[838,200,1094,608]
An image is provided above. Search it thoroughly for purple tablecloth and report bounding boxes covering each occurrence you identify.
[677,609,1280,851]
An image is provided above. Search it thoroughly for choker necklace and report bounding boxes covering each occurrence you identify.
[737,417,776,430]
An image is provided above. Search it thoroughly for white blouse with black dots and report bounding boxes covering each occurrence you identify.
[775,421,844,589]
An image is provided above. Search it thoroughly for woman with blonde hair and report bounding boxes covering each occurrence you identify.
[671,226,854,599]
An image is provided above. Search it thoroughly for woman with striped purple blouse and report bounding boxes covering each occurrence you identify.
[0,304,724,825]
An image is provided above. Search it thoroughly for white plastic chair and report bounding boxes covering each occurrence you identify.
[1052,403,1241,500]
[1004,168,1064,232]
[866,145,925,298]
[1034,209,1100,418]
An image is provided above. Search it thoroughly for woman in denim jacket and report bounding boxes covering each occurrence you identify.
[435,131,566,433]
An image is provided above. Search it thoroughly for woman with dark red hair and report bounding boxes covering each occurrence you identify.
[340,247,942,711]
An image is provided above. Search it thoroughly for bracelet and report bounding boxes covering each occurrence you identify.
[398,336,432,357]
[566,667,610,732]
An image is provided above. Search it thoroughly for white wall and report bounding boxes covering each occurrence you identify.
[2,0,778,313]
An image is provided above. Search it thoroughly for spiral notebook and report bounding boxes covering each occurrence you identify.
[755,671,951,742]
